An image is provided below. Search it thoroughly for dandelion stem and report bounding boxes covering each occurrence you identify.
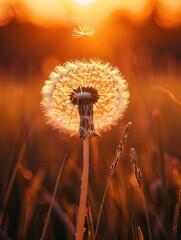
[76,136,90,240]
[83,36,86,59]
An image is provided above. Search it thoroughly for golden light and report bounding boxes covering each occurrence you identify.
[0,0,181,27]
[156,0,181,27]
[17,0,150,26]
[73,0,96,4]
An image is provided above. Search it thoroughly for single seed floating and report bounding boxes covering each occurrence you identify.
[41,59,130,137]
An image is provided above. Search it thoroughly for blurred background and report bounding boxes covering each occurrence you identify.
[0,0,181,239]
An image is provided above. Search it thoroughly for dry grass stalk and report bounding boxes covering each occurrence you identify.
[147,203,167,237]
[1,113,37,227]
[41,153,68,240]
[3,142,26,206]
[172,188,181,239]
[110,122,132,175]
[152,109,166,205]
[137,227,144,240]
[130,148,142,188]
[130,148,152,240]
[41,188,75,239]
[94,177,109,240]
[0,141,26,226]
[19,168,46,239]
[132,216,138,240]
[154,85,181,107]
[86,200,95,240]
[94,122,132,239]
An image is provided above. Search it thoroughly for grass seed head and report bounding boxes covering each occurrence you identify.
[130,148,142,188]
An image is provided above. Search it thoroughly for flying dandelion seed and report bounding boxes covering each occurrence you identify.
[41,59,129,138]
[72,24,95,38]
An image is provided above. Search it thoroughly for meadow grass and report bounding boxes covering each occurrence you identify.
[0,63,181,240]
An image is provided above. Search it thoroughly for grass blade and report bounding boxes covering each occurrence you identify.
[130,148,152,240]
[132,216,138,240]
[95,122,132,239]
[41,153,68,240]
[172,189,181,239]
[137,227,144,240]
[86,200,95,240]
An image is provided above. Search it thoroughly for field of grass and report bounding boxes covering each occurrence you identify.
[0,19,181,240]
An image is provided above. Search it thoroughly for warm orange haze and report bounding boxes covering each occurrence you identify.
[1,0,181,26]
[73,0,96,4]
[0,0,181,240]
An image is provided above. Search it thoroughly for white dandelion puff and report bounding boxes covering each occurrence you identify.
[41,59,129,138]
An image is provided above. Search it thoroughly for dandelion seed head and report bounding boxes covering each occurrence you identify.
[41,59,129,137]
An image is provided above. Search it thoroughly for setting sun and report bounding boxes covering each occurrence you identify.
[73,0,96,4]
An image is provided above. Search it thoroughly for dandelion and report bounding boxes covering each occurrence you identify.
[41,59,129,139]
[41,26,129,240]
[73,24,95,38]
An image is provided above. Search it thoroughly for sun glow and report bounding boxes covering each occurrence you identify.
[73,0,96,4]
[18,0,149,25]
[0,1,181,27]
